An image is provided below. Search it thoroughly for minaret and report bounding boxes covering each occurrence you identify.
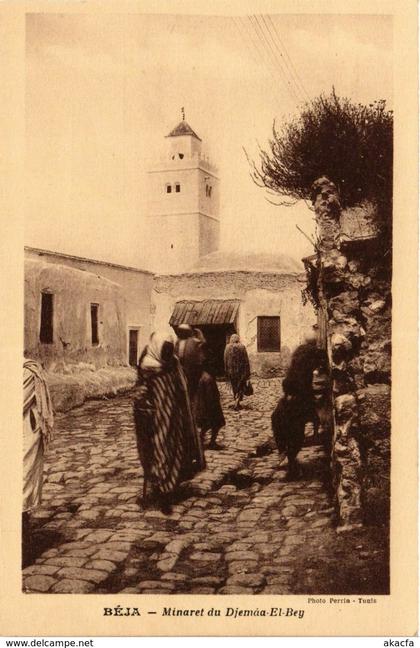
[146,111,220,274]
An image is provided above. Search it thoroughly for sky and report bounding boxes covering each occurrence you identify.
[25,13,393,270]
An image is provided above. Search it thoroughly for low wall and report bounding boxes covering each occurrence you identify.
[47,365,137,413]
[249,352,285,377]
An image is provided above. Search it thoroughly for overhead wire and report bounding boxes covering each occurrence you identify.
[249,14,302,104]
[230,15,284,113]
[260,14,307,102]
[265,14,310,102]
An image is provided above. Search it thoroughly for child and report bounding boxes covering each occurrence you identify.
[195,350,226,449]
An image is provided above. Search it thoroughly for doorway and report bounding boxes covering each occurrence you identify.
[196,324,236,378]
[128,328,139,367]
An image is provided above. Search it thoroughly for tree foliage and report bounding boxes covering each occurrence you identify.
[249,90,393,226]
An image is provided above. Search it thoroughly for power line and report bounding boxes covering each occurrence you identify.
[230,14,309,109]
[230,16,284,112]
[248,16,300,102]
[260,14,306,102]
[234,15,284,109]
[265,14,310,102]
[251,16,302,102]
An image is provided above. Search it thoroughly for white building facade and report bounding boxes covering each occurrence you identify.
[146,119,220,274]
[149,120,316,376]
[152,258,315,377]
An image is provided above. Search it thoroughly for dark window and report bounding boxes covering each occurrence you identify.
[40,292,54,344]
[129,329,139,366]
[175,183,181,193]
[166,184,172,193]
[91,303,99,345]
[257,316,280,352]
[178,153,184,159]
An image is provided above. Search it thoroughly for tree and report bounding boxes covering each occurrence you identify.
[248,89,393,240]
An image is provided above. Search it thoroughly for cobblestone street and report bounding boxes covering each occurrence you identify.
[23,378,387,595]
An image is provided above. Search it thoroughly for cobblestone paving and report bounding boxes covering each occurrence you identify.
[23,379,336,595]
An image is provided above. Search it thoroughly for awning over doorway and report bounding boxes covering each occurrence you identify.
[169,299,240,327]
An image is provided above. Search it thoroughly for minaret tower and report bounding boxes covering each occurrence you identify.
[147,110,220,274]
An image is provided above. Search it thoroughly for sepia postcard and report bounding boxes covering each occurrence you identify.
[0,0,418,637]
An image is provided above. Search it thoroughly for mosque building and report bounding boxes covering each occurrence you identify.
[149,117,315,376]
[24,115,315,409]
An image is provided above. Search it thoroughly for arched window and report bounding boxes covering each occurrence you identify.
[166,184,172,194]
[175,183,181,193]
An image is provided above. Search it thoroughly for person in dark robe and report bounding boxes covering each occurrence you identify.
[224,334,251,410]
[194,345,226,449]
[284,327,328,404]
[133,331,205,513]
[272,327,328,480]
[271,378,308,481]
[175,324,205,403]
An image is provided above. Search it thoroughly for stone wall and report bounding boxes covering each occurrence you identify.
[310,177,391,530]
[153,270,316,376]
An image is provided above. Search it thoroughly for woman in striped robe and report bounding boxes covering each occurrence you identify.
[133,331,205,512]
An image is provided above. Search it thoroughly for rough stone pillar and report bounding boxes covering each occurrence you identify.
[311,177,363,531]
